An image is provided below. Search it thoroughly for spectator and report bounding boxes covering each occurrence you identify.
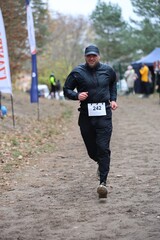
[124,65,137,95]
[139,63,150,98]
[55,79,61,99]
[155,69,160,93]
[49,73,56,98]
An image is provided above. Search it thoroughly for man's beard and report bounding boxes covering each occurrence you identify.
[86,62,98,69]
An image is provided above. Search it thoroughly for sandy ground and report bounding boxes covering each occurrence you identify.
[0,92,160,240]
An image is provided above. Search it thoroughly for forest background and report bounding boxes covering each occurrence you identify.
[0,0,160,88]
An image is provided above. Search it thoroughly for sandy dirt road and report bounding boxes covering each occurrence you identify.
[0,93,160,240]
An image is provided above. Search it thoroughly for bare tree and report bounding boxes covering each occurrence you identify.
[39,13,95,83]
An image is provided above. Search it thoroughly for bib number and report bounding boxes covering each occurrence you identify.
[88,103,106,116]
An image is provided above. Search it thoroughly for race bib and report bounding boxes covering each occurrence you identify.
[87,103,106,116]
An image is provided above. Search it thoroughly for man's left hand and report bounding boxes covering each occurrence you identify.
[110,101,118,110]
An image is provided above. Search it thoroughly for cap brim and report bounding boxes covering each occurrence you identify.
[85,51,99,56]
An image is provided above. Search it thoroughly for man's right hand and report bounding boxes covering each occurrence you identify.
[78,92,88,101]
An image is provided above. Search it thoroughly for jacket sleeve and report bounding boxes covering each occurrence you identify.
[109,69,117,102]
[63,72,79,100]
[140,67,144,75]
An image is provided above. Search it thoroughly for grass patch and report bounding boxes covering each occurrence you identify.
[3,163,14,173]
[62,108,72,120]
[11,138,19,146]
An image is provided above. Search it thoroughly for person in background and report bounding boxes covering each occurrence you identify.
[124,65,137,95]
[63,45,118,199]
[49,73,57,98]
[155,69,160,92]
[139,63,150,98]
[155,69,160,103]
[55,79,61,99]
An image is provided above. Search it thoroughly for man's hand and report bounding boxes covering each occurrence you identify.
[110,101,118,110]
[78,92,88,101]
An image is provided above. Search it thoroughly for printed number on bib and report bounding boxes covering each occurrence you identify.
[88,103,106,116]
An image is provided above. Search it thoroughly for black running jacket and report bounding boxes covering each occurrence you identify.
[63,62,117,110]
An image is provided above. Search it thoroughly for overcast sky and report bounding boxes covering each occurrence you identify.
[48,0,135,21]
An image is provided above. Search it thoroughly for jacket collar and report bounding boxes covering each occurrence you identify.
[85,62,100,71]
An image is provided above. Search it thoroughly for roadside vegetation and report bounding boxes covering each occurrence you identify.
[0,92,73,190]
[0,0,160,84]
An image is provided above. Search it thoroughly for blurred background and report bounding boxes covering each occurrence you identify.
[0,0,160,93]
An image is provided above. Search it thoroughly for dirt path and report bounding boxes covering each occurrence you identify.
[0,94,160,240]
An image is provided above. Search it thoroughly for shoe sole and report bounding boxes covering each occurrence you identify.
[97,185,108,198]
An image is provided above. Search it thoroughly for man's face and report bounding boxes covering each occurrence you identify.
[85,54,100,68]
